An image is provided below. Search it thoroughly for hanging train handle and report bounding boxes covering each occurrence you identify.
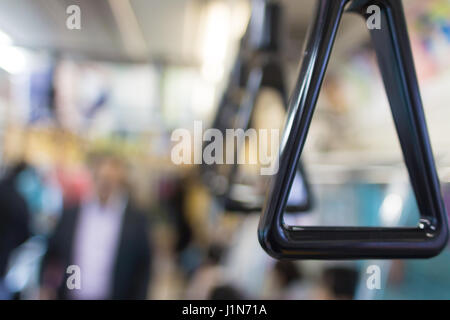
[223,58,312,213]
[210,0,313,213]
[200,54,246,184]
[223,42,312,213]
[258,0,449,259]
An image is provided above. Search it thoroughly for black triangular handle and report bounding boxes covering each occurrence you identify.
[258,0,449,259]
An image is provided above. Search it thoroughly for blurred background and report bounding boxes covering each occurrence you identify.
[0,0,449,300]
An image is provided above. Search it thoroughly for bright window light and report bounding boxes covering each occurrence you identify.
[0,29,13,45]
[380,193,403,226]
[201,1,231,82]
[0,29,28,74]
[0,46,28,74]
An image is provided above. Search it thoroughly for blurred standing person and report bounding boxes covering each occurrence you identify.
[264,261,313,300]
[0,162,31,299]
[315,266,359,300]
[40,152,152,300]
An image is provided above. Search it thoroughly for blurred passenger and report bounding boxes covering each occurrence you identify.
[0,162,31,299]
[185,243,226,299]
[317,266,358,300]
[159,174,199,278]
[160,175,193,255]
[40,152,152,299]
[209,284,245,300]
[265,261,312,300]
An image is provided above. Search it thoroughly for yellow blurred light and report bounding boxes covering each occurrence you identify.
[201,1,231,82]
[230,0,251,39]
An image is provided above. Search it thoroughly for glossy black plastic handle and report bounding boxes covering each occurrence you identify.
[223,57,312,213]
[204,1,313,213]
[258,0,449,259]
